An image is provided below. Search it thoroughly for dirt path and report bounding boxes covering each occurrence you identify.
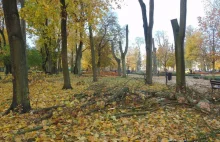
[128,74,211,93]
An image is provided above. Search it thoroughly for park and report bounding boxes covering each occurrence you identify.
[0,0,220,141]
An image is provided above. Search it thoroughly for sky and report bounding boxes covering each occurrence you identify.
[115,0,205,48]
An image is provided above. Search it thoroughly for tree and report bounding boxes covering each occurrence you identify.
[3,0,31,113]
[138,0,154,84]
[27,48,42,69]
[0,4,12,75]
[155,31,170,71]
[135,37,144,72]
[185,28,207,70]
[167,44,175,71]
[111,40,121,76]
[118,25,129,77]
[60,0,72,89]
[89,25,98,82]
[152,38,157,75]
[20,0,61,74]
[95,13,118,75]
[171,0,187,92]
[198,0,220,71]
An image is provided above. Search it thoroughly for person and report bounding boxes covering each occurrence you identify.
[157,71,159,77]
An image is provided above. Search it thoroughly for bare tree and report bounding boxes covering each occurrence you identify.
[138,0,154,84]
[118,25,129,77]
[155,31,170,70]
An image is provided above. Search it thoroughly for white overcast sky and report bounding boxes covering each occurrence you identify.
[115,0,205,47]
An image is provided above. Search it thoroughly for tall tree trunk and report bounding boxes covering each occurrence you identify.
[97,50,101,75]
[171,0,187,92]
[74,40,83,75]
[212,29,215,73]
[136,47,141,72]
[3,0,31,113]
[111,41,121,76]
[152,38,157,75]
[58,49,62,72]
[0,29,6,48]
[138,0,154,84]
[60,0,72,89]
[71,47,74,73]
[121,53,126,77]
[89,25,97,82]
[119,25,129,78]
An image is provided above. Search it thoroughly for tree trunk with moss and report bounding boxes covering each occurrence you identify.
[171,0,187,92]
[3,0,31,113]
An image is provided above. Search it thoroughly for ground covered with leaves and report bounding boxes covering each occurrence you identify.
[0,73,219,141]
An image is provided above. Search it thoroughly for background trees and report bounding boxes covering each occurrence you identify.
[185,28,208,71]
[135,37,144,72]
[155,31,170,71]
[198,0,220,71]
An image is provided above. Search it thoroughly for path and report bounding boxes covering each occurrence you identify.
[128,74,211,93]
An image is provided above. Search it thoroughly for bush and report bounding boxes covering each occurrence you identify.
[193,76,201,79]
[202,76,220,80]
[186,74,201,77]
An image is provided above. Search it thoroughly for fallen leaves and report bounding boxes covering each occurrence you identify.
[0,74,219,141]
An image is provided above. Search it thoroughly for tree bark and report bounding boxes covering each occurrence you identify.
[19,0,26,46]
[97,50,101,75]
[111,41,121,76]
[89,25,97,82]
[138,0,154,84]
[3,0,31,113]
[119,25,129,78]
[74,40,83,75]
[60,0,72,89]
[171,0,187,92]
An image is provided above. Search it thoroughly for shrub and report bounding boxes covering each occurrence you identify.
[202,76,220,80]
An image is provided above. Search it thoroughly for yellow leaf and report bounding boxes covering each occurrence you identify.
[120,136,129,141]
